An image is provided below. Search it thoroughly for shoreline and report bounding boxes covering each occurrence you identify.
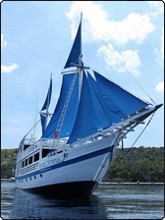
[101,181,164,185]
[1,179,164,185]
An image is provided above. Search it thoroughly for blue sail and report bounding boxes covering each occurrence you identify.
[87,73,125,123]
[64,20,81,69]
[68,72,110,144]
[93,71,148,116]
[68,71,149,144]
[42,73,79,138]
[40,76,52,134]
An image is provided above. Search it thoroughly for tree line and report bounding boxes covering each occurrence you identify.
[104,146,164,182]
[1,147,164,182]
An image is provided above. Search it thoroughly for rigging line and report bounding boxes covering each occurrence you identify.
[108,113,162,194]
[116,112,156,164]
[100,39,156,105]
[22,119,41,141]
[126,153,163,194]
[52,73,78,149]
[85,18,156,105]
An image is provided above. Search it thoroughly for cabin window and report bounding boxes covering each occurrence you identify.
[24,145,30,151]
[25,159,28,166]
[42,149,49,158]
[29,156,33,164]
[34,153,39,162]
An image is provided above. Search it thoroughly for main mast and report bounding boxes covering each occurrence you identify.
[77,13,90,101]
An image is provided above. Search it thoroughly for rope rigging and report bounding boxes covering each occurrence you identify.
[100,39,156,106]
[109,112,163,194]
[126,152,163,194]
[86,19,156,106]
[52,72,78,148]
[116,112,156,163]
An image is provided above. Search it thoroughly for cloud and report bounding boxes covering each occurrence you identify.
[1,33,19,74]
[148,1,164,17]
[161,27,164,59]
[1,34,7,48]
[1,63,19,74]
[66,1,155,44]
[155,81,164,94]
[98,44,141,77]
[105,13,154,44]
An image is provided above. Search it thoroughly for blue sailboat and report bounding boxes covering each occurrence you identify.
[15,16,162,198]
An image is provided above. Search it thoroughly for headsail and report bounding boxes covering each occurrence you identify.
[40,75,52,134]
[64,19,82,69]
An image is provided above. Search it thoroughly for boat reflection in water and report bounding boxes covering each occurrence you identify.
[11,187,108,219]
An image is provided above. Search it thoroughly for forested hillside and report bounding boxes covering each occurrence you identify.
[104,146,164,182]
[1,147,164,182]
[1,148,18,178]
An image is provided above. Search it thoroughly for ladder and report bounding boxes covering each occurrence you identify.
[52,73,78,148]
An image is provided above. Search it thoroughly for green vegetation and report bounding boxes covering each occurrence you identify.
[1,148,18,178]
[104,146,164,182]
[1,147,164,182]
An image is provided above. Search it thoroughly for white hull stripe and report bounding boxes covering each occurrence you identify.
[16,145,114,180]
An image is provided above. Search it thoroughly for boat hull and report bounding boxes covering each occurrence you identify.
[25,181,98,198]
[16,135,118,198]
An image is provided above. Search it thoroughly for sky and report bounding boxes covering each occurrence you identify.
[1,1,164,149]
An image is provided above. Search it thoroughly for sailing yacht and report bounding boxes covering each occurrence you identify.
[15,16,162,197]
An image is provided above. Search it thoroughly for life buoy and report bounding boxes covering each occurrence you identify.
[54,130,59,138]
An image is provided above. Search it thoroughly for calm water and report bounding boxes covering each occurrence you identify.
[1,180,164,219]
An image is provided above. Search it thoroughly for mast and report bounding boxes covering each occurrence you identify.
[78,13,83,102]
[77,13,90,101]
[32,98,38,139]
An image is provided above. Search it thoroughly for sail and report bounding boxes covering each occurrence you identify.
[87,73,125,123]
[67,71,149,144]
[40,76,52,134]
[68,72,111,144]
[42,72,79,138]
[93,71,149,115]
[42,16,149,143]
[64,20,81,69]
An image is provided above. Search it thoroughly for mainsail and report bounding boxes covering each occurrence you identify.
[40,75,52,134]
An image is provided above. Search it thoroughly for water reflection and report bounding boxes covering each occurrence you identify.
[1,181,164,219]
[1,181,15,219]
[11,188,108,219]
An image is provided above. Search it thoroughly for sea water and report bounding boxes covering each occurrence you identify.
[1,180,164,219]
